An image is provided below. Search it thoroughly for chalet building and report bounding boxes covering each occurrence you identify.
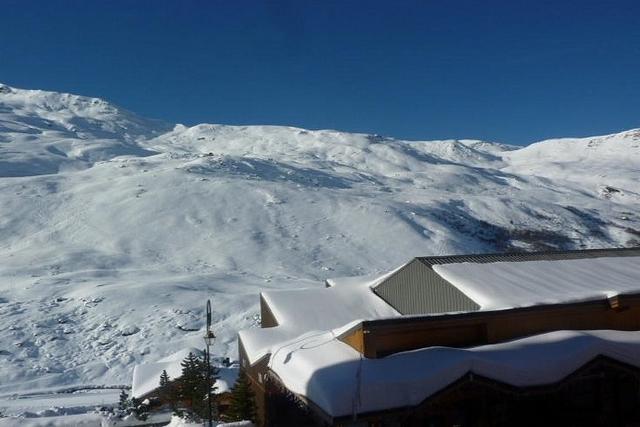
[238,247,640,426]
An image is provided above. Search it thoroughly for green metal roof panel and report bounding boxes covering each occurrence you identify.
[373,259,480,315]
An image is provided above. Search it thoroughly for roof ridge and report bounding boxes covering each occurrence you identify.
[417,246,640,267]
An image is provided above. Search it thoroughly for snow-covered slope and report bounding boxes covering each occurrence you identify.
[504,129,640,188]
[0,83,638,401]
[0,83,169,177]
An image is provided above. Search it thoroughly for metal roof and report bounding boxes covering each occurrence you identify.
[374,259,480,315]
[374,246,640,316]
[417,246,640,267]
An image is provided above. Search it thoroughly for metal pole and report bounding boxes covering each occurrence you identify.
[206,345,212,427]
[206,300,213,427]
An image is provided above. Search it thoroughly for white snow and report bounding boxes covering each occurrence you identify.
[0,413,105,426]
[238,271,400,365]
[0,388,121,420]
[163,416,254,427]
[269,329,640,417]
[131,347,200,398]
[131,347,238,398]
[504,129,640,189]
[0,82,639,411]
[217,422,255,427]
[165,416,201,427]
[433,256,640,310]
[0,411,172,427]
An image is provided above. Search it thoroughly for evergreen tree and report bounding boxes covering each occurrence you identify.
[130,397,149,421]
[174,351,222,422]
[118,389,129,413]
[158,369,180,411]
[178,352,209,421]
[228,369,257,422]
[159,369,170,387]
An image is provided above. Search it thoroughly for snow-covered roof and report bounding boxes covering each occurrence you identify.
[238,270,401,365]
[132,348,200,398]
[432,255,640,311]
[238,252,640,417]
[132,348,238,398]
[240,254,640,366]
[269,329,640,418]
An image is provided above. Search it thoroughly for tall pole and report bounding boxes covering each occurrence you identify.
[206,299,213,427]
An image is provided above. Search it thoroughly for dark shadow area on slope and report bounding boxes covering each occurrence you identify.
[405,200,577,252]
[184,156,354,189]
[562,206,612,242]
[0,142,158,177]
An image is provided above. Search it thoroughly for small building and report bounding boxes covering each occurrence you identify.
[238,247,640,426]
[131,348,239,418]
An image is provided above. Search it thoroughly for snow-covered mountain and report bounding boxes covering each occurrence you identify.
[0,83,638,398]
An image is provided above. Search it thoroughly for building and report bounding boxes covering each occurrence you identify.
[238,247,640,426]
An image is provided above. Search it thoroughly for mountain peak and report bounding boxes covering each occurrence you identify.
[0,83,171,142]
[0,83,14,94]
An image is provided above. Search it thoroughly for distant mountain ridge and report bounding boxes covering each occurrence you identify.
[0,83,638,397]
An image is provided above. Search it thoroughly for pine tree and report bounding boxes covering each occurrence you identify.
[178,352,209,421]
[118,389,129,413]
[158,368,181,412]
[130,397,149,421]
[228,370,257,422]
[159,369,170,387]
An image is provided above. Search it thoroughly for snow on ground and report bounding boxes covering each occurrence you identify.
[0,389,119,413]
[0,411,172,427]
[0,83,639,413]
[0,413,105,426]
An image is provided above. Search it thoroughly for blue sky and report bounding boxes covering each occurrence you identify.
[1,0,639,145]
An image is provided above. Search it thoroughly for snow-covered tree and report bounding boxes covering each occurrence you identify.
[118,389,129,413]
[177,351,218,421]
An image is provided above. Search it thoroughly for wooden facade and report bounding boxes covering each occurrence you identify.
[242,355,640,427]
[338,292,640,358]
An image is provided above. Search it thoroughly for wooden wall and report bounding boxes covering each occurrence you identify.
[238,340,270,426]
[260,294,279,328]
[339,294,640,358]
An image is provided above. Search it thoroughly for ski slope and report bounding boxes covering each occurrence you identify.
[0,83,638,408]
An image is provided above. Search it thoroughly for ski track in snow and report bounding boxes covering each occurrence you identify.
[0,83,639,412]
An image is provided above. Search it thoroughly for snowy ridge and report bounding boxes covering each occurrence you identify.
[504,128,640,187]
[0,83,169,177]
[0,83,639,401]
